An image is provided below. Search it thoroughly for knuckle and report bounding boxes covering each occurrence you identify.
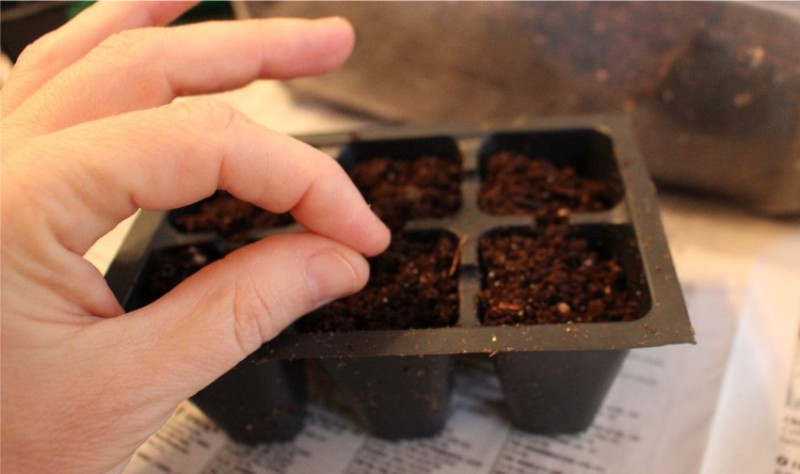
[15,30,59,68]
[166,101,248,191]
[204,101,245,134]
[177,100,244,135]
[230,270,282,356]
[90,28,156,69]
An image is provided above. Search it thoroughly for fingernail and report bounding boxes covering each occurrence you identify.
[313,16,350,31]
[316,16,347,24]
[305,249,361,303]
[367,207,391,245]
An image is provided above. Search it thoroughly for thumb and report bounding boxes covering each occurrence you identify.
[88,233,368,404]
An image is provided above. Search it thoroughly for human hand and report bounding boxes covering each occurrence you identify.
[0,2,389,473]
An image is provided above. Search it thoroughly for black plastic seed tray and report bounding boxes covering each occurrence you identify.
[106,115,693,443]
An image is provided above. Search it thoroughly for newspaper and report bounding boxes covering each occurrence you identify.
[701,237,800,474]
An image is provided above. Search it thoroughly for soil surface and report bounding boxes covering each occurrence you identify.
[170,191,293,240]
[479,226,642,325]
[153,150,638,330]
[478,151,620,221]
[298,232,460,332]
[349,155,462,230]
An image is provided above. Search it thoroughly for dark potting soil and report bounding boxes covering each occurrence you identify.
[145,245,218,302]
[298,232,460,332]
[170,191,293,240]
[478,151,619,221]
[479,226,643,326]
[152,149,635,331]
[348,155,462,230]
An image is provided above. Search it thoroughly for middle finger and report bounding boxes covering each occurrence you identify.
[7,17,354,138]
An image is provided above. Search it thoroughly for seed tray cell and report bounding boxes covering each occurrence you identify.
[106,116,693,443]
[168,191,295,241]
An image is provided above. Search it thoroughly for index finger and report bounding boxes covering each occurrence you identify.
[8,100,390,258]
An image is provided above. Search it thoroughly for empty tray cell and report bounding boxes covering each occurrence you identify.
[127,243,220,311]
[321,355,454,439]
[478,130,624,220]
[478,225,648,326]
[341,136,463,230]
[298,230,461,332]
[169,191,293,240]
